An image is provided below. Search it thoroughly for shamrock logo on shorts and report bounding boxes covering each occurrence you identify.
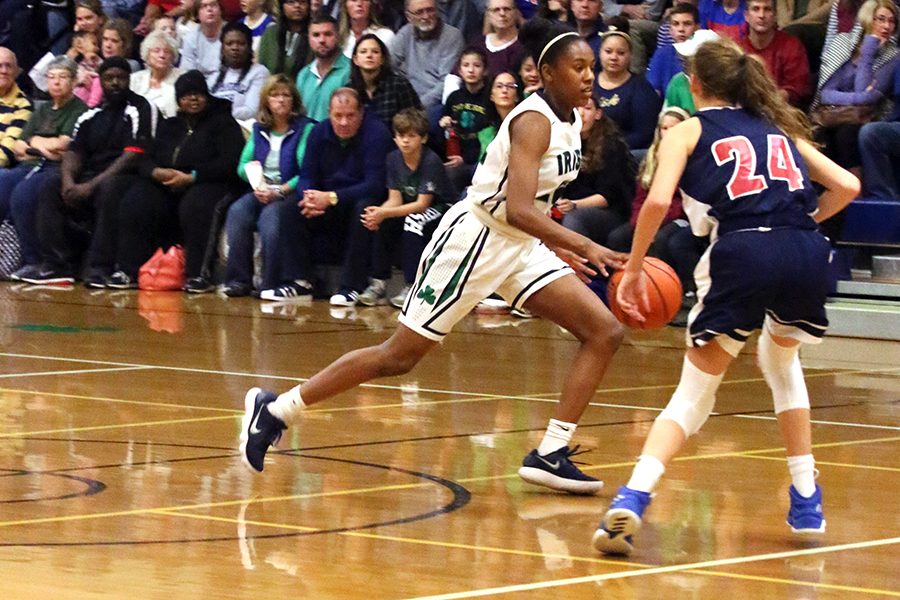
[416,285,437,305]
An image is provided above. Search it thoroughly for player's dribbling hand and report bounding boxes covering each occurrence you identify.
[617,269,651,323]
[552,247,597,283]
[586,244,628,277]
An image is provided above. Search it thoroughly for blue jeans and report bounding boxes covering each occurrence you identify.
[225,192,305,289]
[858,121,900,201]
[1,163,58,266]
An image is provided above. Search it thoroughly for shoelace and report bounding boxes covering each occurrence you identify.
[561,444,592,466]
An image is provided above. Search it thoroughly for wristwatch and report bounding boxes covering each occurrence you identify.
[328,192,338,206]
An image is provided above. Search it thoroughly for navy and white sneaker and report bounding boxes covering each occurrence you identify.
[21,267,74,285]
[107,270,137,289]
[787,484,826,534]
[260,280,313,302]
[592,485,653,556]
[329,288,359,307]
[517,445,604,495]
[9,264,41,282]
[239,387,287,473]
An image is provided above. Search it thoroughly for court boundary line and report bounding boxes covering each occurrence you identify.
[3,383,897,435]
[2,351,899,400]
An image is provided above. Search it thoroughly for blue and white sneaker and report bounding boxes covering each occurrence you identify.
[592,485,653,556]
[787,484,826,534]
[239,388,287,473]
[517,445,604,495]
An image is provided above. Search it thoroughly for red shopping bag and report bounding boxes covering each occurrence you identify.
[138,246,186,291]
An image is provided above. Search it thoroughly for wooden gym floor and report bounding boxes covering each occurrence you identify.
[0,283,897,599]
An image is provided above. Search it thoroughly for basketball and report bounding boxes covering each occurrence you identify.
[607,257,683,329]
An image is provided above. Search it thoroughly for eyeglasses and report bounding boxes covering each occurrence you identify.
[494,82,518,90]
[407,6,436,17]
[488,6,514,13]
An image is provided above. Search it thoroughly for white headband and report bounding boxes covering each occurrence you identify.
[537,31,579,67]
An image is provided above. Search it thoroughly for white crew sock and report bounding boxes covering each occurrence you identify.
[268,385,306,422]
[626,455,666,493]
[537,419,577,455]
[787,454,817,497]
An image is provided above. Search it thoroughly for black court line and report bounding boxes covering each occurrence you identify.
[0,452,470,548]
[0,472,105,503]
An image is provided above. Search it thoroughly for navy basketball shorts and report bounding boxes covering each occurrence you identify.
[688,227,831,355]
[398,202,573,341]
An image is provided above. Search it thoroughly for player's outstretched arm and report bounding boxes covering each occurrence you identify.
[795,139,861,223]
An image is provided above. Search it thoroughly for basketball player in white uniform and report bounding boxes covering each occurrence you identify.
[240,18,628,494]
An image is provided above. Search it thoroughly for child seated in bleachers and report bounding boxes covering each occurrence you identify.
[73,32,104,107]
[440,48,491,191]
[357,108,457,308]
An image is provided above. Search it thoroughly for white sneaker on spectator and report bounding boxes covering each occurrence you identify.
[358,279,387,306]
[329,288,359,307]
[389,284,411,309]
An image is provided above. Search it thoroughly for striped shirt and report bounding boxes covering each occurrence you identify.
[0,84,33,168]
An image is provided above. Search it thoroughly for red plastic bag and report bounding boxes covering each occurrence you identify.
[138,246,186,291]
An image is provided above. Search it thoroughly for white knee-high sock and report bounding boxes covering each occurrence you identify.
[268,385,306,422]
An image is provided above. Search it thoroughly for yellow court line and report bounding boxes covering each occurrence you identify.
[405,537,900,600]
[0,481,439,528]
[155,509,642,567]
[745,454,900,473]
[0,415,236,439]
[693,570,900,597]
[157,510,900,598]
[0,387,241,414]
[0,366,153,379]
[454,435,900,483]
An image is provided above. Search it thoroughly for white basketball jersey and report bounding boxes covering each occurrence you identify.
[465,92,582,239]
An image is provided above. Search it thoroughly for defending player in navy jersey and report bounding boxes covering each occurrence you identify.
[239,18,629,495]
[593,38,860,556]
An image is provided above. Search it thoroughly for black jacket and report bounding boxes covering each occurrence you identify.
[139,97,243,185]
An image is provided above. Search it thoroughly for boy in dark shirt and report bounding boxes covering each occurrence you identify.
[359,108,456,308]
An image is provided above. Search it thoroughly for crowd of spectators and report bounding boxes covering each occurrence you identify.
[0,0,897,312]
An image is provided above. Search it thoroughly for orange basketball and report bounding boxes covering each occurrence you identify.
[607,257,683,329]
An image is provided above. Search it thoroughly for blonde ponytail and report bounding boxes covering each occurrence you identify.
[690,38,813,143]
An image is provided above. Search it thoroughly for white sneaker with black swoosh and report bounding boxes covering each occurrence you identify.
[239,388,287,473]
[517,445,604,495]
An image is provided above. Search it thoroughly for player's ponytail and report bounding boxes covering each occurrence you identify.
[689,38,812,143]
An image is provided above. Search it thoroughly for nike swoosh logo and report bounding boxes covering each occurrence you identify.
[536,455,560,470]
[249,409,264,435]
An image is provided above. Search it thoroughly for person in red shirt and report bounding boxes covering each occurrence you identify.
[739,0,810,106]
[136,0,242,35]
